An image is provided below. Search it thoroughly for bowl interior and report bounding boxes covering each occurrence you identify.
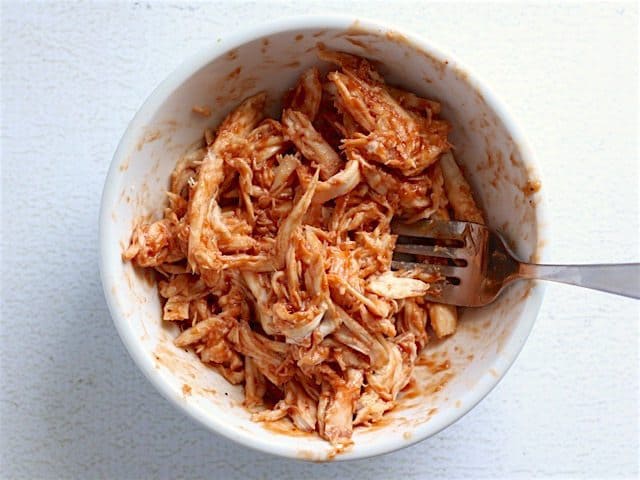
[101,19,546,461]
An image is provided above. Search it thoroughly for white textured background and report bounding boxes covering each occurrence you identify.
[1,1,638,478]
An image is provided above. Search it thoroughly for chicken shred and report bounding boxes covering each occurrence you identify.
[124,50,484,448]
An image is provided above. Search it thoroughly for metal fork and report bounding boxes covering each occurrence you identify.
[391,220,640,307]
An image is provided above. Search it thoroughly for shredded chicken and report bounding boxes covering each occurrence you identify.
[124,51,485,449]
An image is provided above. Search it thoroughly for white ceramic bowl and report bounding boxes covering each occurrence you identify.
[99,15,548,461]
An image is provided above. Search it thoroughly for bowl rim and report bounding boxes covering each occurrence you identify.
[99,14,549,461]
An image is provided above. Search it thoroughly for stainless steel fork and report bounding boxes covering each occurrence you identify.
[391,219,640,307]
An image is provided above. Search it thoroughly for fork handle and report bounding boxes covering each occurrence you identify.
[517,263,640,299]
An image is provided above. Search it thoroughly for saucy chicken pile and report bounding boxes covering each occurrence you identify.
[124,49,484,448]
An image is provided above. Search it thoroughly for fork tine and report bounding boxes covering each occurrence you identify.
[391,219,469,240]
[393,244,461,259]
[391,220,493,307]
[391,260,462,278]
